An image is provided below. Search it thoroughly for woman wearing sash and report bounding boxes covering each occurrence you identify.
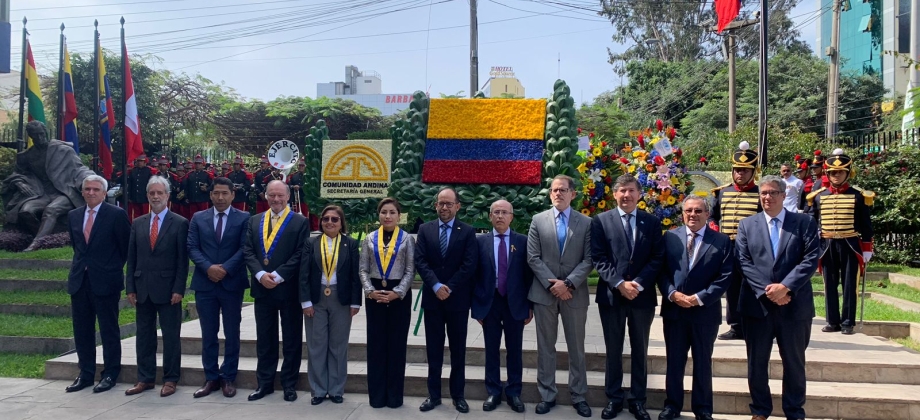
[359,197,416,408]
[299,205,361,405]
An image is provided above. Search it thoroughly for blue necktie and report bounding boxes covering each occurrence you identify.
[770,218,780,258]
[556,212,567,255]
[497,234,508,296]
[439,223,449,257]
[623,213,634,255]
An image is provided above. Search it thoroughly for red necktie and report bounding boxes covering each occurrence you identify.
[150,214,159,250]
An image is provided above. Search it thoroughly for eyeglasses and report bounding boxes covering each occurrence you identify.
[683,209,706,214]
[321,216,340,223]
[435,202,457,208]
[759,191,784,197]
[490,210,511,217]
[550,188,571,194]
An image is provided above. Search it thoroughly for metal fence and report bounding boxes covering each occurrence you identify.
[837,127,919,154]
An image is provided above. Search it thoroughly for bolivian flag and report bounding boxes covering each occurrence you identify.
[24,40,45,148]
[422,98,545,185]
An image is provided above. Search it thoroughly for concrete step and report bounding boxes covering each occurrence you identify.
[43,350,920,420]
[0,278,66,292]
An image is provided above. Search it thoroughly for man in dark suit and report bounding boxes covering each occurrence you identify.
[415,187,478,414]
[242,180,309,402]
[736,175,819,420]
[591,174,664,420]
[124,177,189,397]
[188,177,251,398]
[472,199,533,413]
[656,196,733,420]
[65,175,130,393]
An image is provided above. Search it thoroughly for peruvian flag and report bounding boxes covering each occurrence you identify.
[123,43,144,164]
[715,0,741,33]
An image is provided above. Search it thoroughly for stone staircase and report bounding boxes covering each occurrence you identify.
[45,291,920,419]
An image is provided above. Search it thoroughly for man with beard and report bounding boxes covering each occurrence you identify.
[227,155,251,212]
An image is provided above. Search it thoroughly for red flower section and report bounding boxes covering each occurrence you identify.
[620,157,629,164]
[656,119,664,131]
[666,127,676,139]
[577,128,583,134]
[422,160,542,185]
[654,156,665,166]
[589,132,595,138]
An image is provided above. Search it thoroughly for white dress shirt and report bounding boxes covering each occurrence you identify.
[763,209,787,246]
[213,208,229,239]
[149,207,168,233]
[83,203,102,233]
[256,209,287,286]
[783,175,804,213]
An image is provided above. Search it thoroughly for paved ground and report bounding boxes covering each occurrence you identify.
[0,378,832,420]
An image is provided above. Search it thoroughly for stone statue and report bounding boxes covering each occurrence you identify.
[1,121,96,251]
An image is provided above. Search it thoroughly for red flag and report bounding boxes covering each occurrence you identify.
[715,0,741,33]
[123,43,144,164]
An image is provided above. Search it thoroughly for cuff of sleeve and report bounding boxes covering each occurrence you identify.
[256,270,267,281]
[272,271,283,284]
[633,281,644,292]
[433,282,443,293]
[614,279,625,289]
[667,290,676,302]
[694,294,703,306]
[861,241,873,252]
[301,301,313,309]
[350,305,360,309]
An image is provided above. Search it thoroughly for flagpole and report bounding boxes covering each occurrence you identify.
[93,19,100,173]
[757,0,769,172]
[16,16,26,151]
[120,16,128,210]
[57,23,64,141]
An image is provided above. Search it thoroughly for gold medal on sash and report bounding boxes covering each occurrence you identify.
[381,280,387,288]
[375,227,400,290]
[261,207,291,267]
[320,234,341,296]
[263,258,269,265]
[324,287,332,296]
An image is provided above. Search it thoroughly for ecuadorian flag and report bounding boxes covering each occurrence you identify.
[62,41,79,153]
[422,98,546,185]
[97,38,115,179]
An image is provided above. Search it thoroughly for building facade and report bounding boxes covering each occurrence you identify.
[480,66,526,98]
[316,65,413,116]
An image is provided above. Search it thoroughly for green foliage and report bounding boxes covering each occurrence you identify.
[0,353,53,378]
[0,247,73,260]
[0,147,16,181]
[679,122,829,173]
[347,130,390,140]
[575,101,629,141]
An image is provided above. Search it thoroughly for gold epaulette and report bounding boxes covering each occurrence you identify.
[710,183,731,197]
[852,186,876,206]
[806,187,826,207]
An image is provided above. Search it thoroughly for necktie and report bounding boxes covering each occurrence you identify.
[556,212,567,255]
[623,213,634,255]
[439,223,449,257]
[497,233,508,296]
[83,209,95,243]
[770,218,780,258]
[687,231,697,266]
[270,214,279,231]
[215,212,224,243]
[150,214,159,250]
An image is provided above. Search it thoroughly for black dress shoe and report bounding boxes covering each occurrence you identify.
[65,377,92,393]
[247,386,274,401]
[508,395,525,413]
[602,401,624,419]
[573,401,592,418]
[628,402,651,420]
[658,406,679,420]
[822,324,842,333]
[842,326,855,335]
[311,396,325,405]
[93,377,116,393]
[419,397,441,412]
[329,395,343,403]
[694,414,714,420]
[283,388,297,402]
[717,328,744,340]
[453,398,469,413]
[535,400,556,415]
[483,395,501,411]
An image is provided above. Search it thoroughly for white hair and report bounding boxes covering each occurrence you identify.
[146,176,171,194]
[82,175,108,192]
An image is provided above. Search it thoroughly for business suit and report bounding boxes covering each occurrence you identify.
[590,208,663,409]
[527,208,593,404]
[300,234,362,399]
[126,210,190,385]
[67,202,130,384]
[415,218,478,401]
[188,207,251,384]
[736,210,818,419]
[472,230,533,400]
[242,209,309,392]
[656,227,732,417]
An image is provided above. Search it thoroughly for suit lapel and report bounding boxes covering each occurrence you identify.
[486,232,497,275]
[87,204,103,245]
[138,214,151,250]
[152,212,170,252]
[676,230,689,274]
[694,231,713,269]
[204,208,217,242]
[562,213,578,256]
[336,234,347,272]
[754,215,774,262]
[447,222,463,256]
[774,214,795,266]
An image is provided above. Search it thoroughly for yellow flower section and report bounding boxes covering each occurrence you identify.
[427,98,547,140]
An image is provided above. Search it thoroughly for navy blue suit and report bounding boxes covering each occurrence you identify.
[188,207,251,382]
[736,211,818,419]
[657,227,733,417]
[471,230,533,398]
[415,218,478,400]
[67,202,130,382]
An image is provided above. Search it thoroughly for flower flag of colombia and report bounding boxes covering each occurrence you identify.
[422,98,546,185]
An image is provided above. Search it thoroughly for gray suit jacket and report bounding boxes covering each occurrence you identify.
[126,210,190,305]
[526,208,592,307]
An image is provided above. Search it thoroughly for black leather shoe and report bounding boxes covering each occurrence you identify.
[842,326,855,335]
[694,413,714,420]
[329,395,343,403]
[65,377,92,393]
[717,328,743,340]
[573,401,592,418]
[247,386,274,401]
[283,388,297,402]
[535,400,556,415]
[311,396,325,405]
[508,395,525,413]
[658,406,679,420]
[602,401,624,419]
[822,324,842,333]
[92,377,116,393]
[628,402,651,420]
[453,398,469,413]
[419,397,441,412]
[483,395,501,411]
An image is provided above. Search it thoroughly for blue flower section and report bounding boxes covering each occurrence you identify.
[424,139,543,161]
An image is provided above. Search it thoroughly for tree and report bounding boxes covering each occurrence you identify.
[575,101,628,140]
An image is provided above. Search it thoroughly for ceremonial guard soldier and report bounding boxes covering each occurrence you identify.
[806,149,874,335]
[709,141,761,341]
[220,161,231,177]
[185,155,214,216]
[800,151,829,213]
[227,155,251,212]
[253,156,272,213]
[286,159,312,227]
[126,154,155,221]
[172,162,189,219]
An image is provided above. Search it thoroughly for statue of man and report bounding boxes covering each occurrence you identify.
[1,121,96,251]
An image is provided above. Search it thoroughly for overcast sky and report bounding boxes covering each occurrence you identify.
[12,0,822,105]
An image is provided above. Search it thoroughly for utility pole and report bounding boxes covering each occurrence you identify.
[470,0,478,98]
[826,0,843,140]
[911,0,919,89]
[712,19,759,133]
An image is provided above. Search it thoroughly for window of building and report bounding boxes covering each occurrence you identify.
[858,14,872,32]
[364,80,372,83]
[897,0,911,53]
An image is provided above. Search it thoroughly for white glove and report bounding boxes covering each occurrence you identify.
[863,252,873,264]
